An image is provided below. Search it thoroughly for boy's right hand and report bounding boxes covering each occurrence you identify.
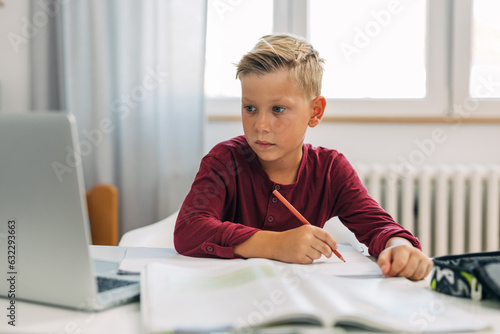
[272,225,338,264]
[234,225,338,264]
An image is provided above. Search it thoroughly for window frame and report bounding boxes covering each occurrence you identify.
[451,0,500,118]
[205,0,499,120]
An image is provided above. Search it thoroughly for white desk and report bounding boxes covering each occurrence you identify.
[1,246,499,334]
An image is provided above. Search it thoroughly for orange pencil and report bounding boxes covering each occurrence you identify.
[272,189,346,262]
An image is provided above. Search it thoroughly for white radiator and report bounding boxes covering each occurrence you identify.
[354,164,500,257]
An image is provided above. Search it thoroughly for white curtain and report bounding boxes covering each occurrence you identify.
[31,0,206,234]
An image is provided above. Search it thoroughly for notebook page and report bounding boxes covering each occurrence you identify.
[141,260,323,333]
[120,244,382,277]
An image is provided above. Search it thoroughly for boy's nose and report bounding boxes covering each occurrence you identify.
[255,111,271,132]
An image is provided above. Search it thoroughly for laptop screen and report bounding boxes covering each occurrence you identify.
[0,113,97,308]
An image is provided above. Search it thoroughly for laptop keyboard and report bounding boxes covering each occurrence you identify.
[96,276,137,293]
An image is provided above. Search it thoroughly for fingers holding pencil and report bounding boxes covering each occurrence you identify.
[272,189,346,263]
[274,225,339,264]
[311,226,341,260]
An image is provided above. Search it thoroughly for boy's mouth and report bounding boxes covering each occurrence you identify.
[255,140,274,150]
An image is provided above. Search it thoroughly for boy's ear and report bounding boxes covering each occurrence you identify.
[308,96,326,128]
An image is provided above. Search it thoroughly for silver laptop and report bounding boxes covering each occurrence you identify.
[0,113,139,311]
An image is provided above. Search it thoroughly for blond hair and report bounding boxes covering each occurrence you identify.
[236,34,325,98]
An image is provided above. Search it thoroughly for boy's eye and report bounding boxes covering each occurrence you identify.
[244,105,256,112]
[272,106,286,113]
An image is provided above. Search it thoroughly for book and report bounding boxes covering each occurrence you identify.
[140,258,491,333]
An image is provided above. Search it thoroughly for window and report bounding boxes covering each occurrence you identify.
[204,0,500,119]
[205,0,273,98]
[451,0,500,117]
[470,0,500,99]
[309,0,427,99]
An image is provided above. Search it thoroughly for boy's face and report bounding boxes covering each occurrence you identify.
[240,69,323,175]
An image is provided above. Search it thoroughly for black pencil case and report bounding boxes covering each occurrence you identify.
[430,251,500,301]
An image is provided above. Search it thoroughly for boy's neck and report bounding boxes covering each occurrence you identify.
[259,151,303,185]
[267,169,299,185]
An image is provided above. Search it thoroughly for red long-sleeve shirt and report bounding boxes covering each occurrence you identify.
[174,136,420,259]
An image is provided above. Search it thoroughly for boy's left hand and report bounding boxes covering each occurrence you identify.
[377,237,433,281]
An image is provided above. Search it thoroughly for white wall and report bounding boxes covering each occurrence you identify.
[0,1,30,112]
[205,120,500,167]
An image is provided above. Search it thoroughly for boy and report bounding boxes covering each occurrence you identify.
[174,34,433,281]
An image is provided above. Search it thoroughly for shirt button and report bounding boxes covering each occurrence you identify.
[272,197,278,204]
[206,245,214,252]
[267,216,274,223]
[274,185,281,191]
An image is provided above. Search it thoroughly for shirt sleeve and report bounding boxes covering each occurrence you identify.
[173,154,259,258]
[329,155,422,258]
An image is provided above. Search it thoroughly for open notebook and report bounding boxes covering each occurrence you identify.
[118,243,383,277]
[140,259,491,333]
